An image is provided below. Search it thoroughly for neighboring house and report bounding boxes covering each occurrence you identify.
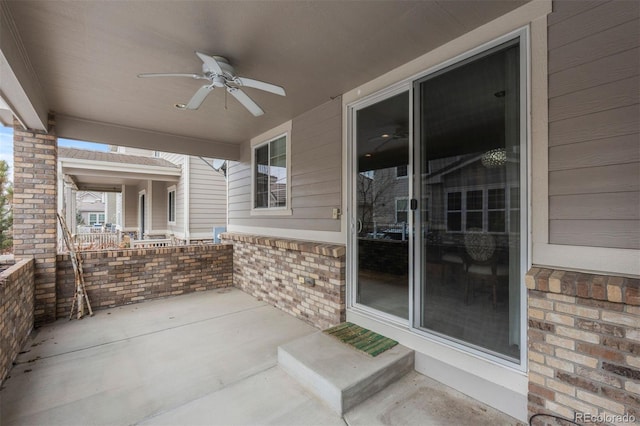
[58,147,227,242]
[74,191,106,226]
[4,1,639,424]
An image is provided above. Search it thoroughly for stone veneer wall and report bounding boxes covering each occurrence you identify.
[56,244,232,318]
[0,259,35,383]
[12,118,57,325]
[221,233,345,330]
[526,268,639,423]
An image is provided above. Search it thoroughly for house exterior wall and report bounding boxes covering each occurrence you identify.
[0,259,34,384]
[151,180,167,234]
[526,1,640,422]
[189,156,226,238]
[123,184,138,229]
[227,97,342,233]
[547,0,639,250]
[56,244,232,317]
[159,152,186,237]
[105,192,117,224]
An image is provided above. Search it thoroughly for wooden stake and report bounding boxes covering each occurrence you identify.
[57,213,93,319]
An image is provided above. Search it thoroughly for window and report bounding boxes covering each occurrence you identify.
[488,188,506,233]
[395,198,408,223]
[446,187,514,233]
[168,186,176,223]
[254,135,287,209]
[396,165,408,178]
[446,192,462,231]
[465,190,483,230]
[89,213,105,226]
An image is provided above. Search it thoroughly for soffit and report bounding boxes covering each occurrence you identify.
[6,1,527,153]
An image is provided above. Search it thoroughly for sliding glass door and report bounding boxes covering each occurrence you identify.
[414,40,523,361]
[350,35,525,363]
[354,90,410,320]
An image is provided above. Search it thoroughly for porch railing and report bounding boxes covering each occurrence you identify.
[74,232,122,251]
[130,238,172,248]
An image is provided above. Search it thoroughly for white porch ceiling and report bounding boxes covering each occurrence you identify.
[1,0,528,159]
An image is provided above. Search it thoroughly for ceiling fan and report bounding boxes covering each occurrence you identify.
[138,52,286,117]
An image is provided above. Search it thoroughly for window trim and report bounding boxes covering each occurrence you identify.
[167,185,176,225]
[250,121,292,216]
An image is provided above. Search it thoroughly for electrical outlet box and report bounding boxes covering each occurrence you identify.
[298,276,305,284]
[332,208,341,219]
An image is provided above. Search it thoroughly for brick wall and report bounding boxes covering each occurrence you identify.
[0,258,35,383]
[56,244,232,317]
[526,268,639,423]
[12,117,57,325]
[221,233,345,330]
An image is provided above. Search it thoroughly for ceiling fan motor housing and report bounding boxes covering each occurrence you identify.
[204,56,236,80]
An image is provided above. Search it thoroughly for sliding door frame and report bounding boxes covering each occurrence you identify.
[347,82,413,327]
[346,27,530,370]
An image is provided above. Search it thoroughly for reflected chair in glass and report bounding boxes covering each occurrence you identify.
[463,230,508,308]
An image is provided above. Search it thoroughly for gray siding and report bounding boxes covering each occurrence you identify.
[189,156,227,234]
[159,153,185,234]
[228,97,342,232]
[152,180,167,231]
[548,0,639,249]
[123,184,138,228]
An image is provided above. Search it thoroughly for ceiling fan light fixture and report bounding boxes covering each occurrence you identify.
[481,148,507,168]
[139,52,286,116]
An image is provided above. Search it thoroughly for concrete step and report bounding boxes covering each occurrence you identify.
[278,331,414,415]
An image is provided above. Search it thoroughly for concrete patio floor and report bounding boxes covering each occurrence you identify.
[0,288,522,426]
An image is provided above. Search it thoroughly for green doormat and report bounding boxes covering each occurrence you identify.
[323,322,398,357]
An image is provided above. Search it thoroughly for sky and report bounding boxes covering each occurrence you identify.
[0,124,109,181]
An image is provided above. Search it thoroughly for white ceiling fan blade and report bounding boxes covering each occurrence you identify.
[138,73,207,80]
[195,52,223,74]
[227,87,264,116]
[235,77,286,96]
[185,85,214,110]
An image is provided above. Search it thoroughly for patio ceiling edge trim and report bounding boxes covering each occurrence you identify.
[60,157,182,177]
[56,114,241,161]
[0,3,48,130]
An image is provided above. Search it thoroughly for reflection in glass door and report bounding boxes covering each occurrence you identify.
[415,40,523,361]
[355,91,410,319]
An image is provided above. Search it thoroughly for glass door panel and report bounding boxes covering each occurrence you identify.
[415,40,522,361]
[355,91,410,319]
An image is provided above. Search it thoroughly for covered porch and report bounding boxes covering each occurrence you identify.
[1,287,520,426]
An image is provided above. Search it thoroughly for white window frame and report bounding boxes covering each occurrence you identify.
[250,120,292,216]
[88,213,105,226]
[167,185,176,225]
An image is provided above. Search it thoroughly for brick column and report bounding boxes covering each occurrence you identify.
[13,115,58,325]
